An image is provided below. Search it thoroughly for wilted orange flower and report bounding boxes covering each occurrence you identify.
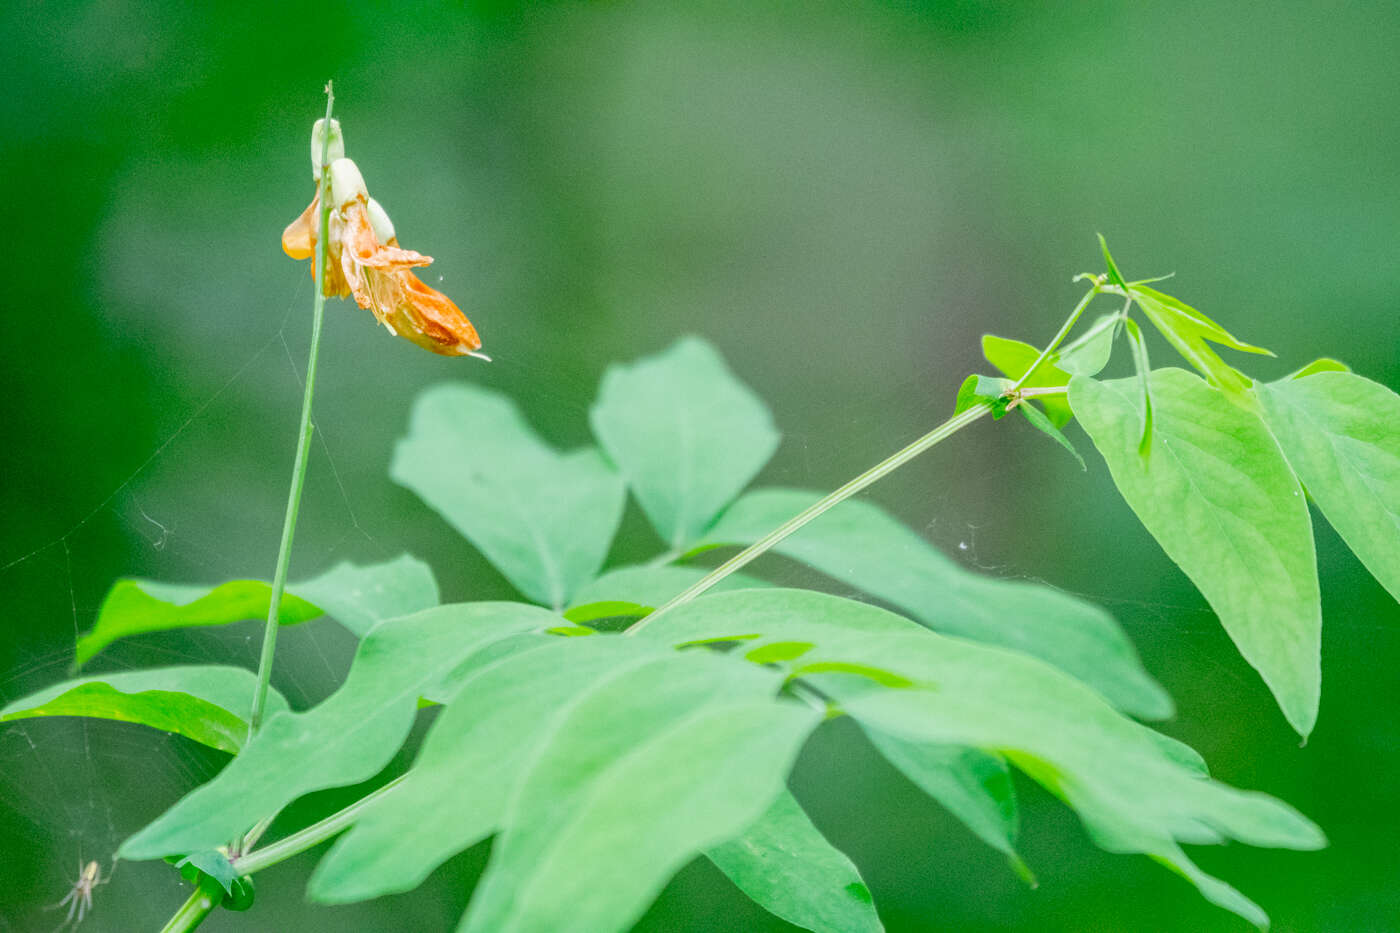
[281,149,483,358]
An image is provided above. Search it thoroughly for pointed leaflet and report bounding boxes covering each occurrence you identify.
[76,555,439,665]
[1257,371,1400,603]
[861,728,1024,875]
[982,335,1074,427]
[1129,287,1266,399]
[1057,314,1118,378]
[120,603,555,860]
[1122,317,1155,455]
[1071,369,1322,737]
[458,650,820,933]
[708,790,882,933]
[1017,401,1086,470]
[589,336,779,550]
[1,666,289,755]
[698,489,1171,719]
[393,384,626,609]
[638,589,1324,928]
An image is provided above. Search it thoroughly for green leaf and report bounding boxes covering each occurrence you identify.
[1285,357,1350,380]
[707,790,882,933]
[1,666,288,754]
[392,383,626,609]
[699,489,1171,719]
[311,636,673,903]
[1130,288,1261,398]
[75,556,439,665]
[1122,317,1155,455]
[457,649,820,933]
[562,600,651,625]
[862,727,1025,876]
[1071,369,1322,737]
[639,589,1324,928]
[953,374,985,416]
[1257,372,1400,604]
[1017,401,1086,470]
[982,335,1073,427]
[177,850,238,896]
[1057,313,1118,378]
[119,603,556,860]
[566,564,769,609]
[589,336,780,550]
[1097,233,1127,288]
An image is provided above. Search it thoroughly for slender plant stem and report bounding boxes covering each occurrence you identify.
[626,399,995,634]
[1008,286,1097,393]
[248,85,336,737]
[233,775,408,876]
[158,886,222,933]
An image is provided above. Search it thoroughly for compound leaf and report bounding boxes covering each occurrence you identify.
[393,384,625,609]
[1071,369,1321,737]
[590,336,779,550]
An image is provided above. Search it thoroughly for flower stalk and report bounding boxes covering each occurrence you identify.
[248,84,337,738]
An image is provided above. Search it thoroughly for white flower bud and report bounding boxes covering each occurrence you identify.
[366,197,396,243]
[310,118,345,180]
[329,157,368,208]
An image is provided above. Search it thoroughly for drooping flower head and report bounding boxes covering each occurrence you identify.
[281,119,483,358]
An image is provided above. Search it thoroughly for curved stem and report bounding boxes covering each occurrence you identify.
[158,885,222,933]
[626,399,995,634]
[234,775,408,876]
[248,85,336,737]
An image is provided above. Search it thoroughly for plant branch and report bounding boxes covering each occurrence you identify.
[626,399,995,634]
[158,886,222,933]
[1009,286,1098,393]
[248,84,336,737]
[233,774,408,876]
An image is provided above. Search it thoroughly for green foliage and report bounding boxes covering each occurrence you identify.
[1072,369,1322,736]
[29,272,1400,932]
[590,335,780,550]
[75,555,438,664]
[1,666,287,754]
[392,384,626,609]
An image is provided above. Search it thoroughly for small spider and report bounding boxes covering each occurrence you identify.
[49,857,114,930]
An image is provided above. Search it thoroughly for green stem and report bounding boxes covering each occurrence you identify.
[233,775,408,876]
[626,399,995,634]
[158,886,223,933]
[248,85,336,738]
[1008,286,1097,392]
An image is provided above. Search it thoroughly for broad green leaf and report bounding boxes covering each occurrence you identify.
[707,790,882,933]
[1,666,288,754]
[120,603,556,860]
[640,589,1324,928]
[75,555,439,665]
[1071,369,1321,737]
[458,650,820,933]
[862,728,1025,877]
[698,489,1171,719]
[1017,401,1086,470]
[311,636,673,903]
[1122,316,1155,455]
[1057,313,1118,378]
[589,336,780,550]
[1285,358,1350,380]
[566,564,769,610]
[392,384,626,609]
[982,335,1073,427]
[1257,372,1400,603]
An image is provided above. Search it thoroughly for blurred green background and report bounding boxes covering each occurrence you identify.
[3,0,1398,930]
